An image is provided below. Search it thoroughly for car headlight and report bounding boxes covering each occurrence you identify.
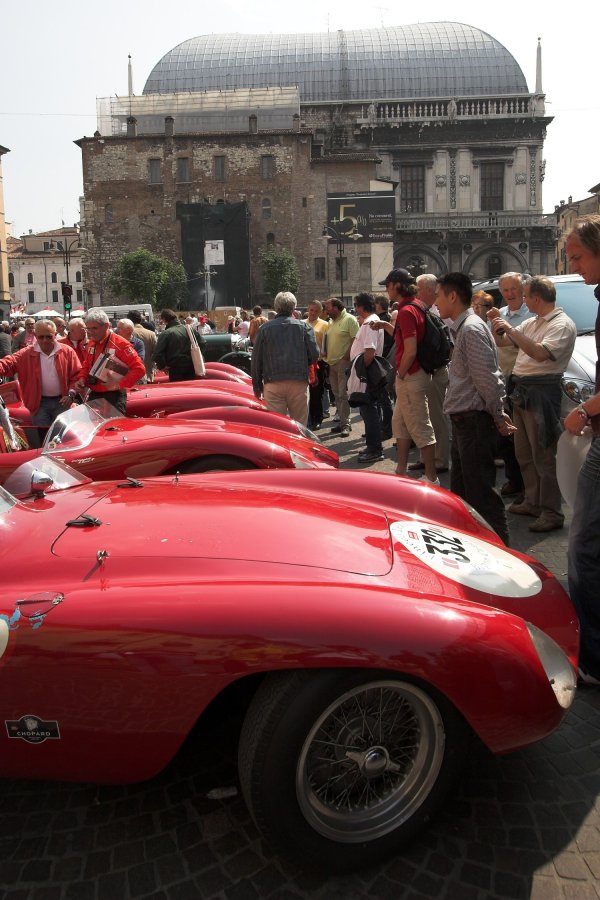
[297,423,322,443]
[562,377,595,406]
[456,496,496,534]
[526,622,577,709]
[290,451,317,469]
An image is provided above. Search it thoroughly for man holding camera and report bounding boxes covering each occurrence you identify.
[74,308,146,415]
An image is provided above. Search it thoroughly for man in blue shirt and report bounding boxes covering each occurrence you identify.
[489,272,534,498]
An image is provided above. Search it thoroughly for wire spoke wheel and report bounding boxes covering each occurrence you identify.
[296,680,445,842]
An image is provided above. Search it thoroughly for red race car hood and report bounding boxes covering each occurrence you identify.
[50,481,393,576]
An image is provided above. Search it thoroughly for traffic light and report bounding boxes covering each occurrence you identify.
[61,282,73,312]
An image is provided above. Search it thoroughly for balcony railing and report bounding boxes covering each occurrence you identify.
[357,95,544,126]
[396,213,550,231]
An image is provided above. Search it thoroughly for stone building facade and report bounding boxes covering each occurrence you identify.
[7,227,86,316]
[554,184,600,274]
[78,23,557,308]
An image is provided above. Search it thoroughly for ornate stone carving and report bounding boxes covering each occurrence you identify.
[515,172,527,185]
[436,175,447,187]
[449,151,456,209]
[529,147,537,206]
[459,174,470,187]
[539,159,546,182]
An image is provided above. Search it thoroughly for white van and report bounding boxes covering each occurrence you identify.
[88,304,154,323]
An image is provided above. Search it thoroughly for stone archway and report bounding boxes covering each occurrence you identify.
[394,243,448,276]
[463,243,528,280]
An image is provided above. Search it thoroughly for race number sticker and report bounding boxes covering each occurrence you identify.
[390,521,542,597]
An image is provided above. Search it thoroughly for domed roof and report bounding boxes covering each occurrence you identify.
[143,22,529,103]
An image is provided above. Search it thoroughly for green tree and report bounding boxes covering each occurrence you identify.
[107,248,189,309]
[258,247,300,298]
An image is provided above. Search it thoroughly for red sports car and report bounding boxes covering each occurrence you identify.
[1,378,265,434]
[0,458,578,870]
[0,402,338,482]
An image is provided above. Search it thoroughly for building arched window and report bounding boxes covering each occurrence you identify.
[105,204,113,223]
[27,272,33,284]
[8,272,14,288]
[75,271,82,283]
[266,232,275,248]
[261,198,272,220]
[51,271,58,283]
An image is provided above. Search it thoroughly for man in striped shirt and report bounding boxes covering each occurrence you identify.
[435,273,514,545]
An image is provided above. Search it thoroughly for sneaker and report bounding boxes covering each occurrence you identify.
[578,667,600,686]
[357,450,384,463]
[340,426,351,438]
[508,499,541,517]
[529,512,564,533]
[330,423,351,434]
[418,474,441,486]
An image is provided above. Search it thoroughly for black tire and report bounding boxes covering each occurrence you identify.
[238,669,469,871]
[177,455,257,473]
[219,352,252,375]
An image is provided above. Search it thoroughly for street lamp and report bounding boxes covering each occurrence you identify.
[48,236,87,318]
[322,224,346,302]
[195,266,217,310]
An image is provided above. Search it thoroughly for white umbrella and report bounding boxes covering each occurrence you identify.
[70,307,86,315]
[33,308,63,318]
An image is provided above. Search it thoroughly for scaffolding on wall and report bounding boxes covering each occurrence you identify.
[96,86,301,137]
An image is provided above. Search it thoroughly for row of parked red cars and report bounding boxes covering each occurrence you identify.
[0,360,579,870]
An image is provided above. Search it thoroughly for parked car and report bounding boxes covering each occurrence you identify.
[0,402,338,482]
[0,458,578,870]
[474,274,597,414]
[1,378,265,433]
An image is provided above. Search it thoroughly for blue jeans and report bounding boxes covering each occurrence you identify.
[568,436,600,678]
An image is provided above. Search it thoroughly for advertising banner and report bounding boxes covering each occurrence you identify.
[326,192,395,243]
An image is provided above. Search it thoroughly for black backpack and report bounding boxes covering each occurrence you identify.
[406,300,451,374]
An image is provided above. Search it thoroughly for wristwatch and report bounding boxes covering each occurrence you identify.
[576,403,590,419]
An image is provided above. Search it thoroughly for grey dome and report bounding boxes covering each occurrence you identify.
[143,22,529,103]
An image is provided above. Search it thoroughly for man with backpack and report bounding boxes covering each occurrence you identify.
[372,268,440,485]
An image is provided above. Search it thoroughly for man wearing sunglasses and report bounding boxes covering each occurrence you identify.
[0,319,82,445]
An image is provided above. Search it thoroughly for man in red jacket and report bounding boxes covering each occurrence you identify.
[75,308,145,414]
[0,318,81,445]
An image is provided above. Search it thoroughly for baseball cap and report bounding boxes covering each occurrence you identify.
[378,268,415,286]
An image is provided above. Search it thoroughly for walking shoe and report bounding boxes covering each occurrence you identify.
[339,426,351,437]
[501,481,524,497]
[418,474,441,486]
[408,461,425,471]
[508,499,541,517]
[357,449,384,463]
[528,512,564,533]
[330,423,351,434]
[578,667,600,686]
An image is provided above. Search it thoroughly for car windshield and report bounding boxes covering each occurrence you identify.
[43,401,121,453]
[554,282,598,333]
[0,484,17,513]
[3,456,91,500]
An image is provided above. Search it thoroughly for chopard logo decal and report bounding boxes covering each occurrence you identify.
[5,715,61,744]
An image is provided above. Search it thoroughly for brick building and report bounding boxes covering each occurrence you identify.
[78,22,556,308]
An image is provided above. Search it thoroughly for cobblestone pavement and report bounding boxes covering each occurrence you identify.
[2,417,599,900]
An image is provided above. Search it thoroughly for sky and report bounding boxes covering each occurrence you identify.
[2,0,598,237]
